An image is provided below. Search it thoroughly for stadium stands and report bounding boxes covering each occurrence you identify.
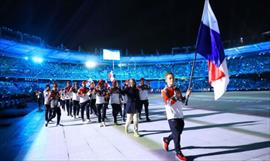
[0,50,269,96]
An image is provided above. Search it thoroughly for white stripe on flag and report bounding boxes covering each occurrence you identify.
[201,0,220,33]
[211,59,230,100]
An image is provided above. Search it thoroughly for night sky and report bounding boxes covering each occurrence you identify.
[0,0,269,53]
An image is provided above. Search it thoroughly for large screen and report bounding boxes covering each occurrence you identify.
[103,49,120,60]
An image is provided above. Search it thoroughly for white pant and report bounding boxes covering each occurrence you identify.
[125,113,139,133]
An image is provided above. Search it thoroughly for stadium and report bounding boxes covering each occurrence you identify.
[0,0,269,161]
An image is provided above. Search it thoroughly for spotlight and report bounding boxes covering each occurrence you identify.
[24,56,29,60]
[32,57,43,63]
[85,61,97,68]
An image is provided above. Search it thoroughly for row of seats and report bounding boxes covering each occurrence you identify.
[0,53,269,80]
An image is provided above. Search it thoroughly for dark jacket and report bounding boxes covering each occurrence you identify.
[122,86,140,113]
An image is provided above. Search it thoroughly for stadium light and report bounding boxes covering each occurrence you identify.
[32,56,43,63]
[24,56,29,60]
[85,61,97,68]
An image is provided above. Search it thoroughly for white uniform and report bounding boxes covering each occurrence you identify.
[50,90,60,108]
[161,86,185,120]
[78,88,90,104]
[110,93,120,104]
[165,101,184,120]
[96,88,107,104]
[72,88,80,101]
[43,90,50,105]
[96,95,105,104]
[64,86,72,100]
[138,85,150,100]
[79,94,89,104]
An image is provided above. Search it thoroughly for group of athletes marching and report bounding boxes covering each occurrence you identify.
[43,78,151,127]
[42,73,191,161]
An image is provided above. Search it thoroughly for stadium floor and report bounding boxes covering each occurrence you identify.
[0,91,269,161]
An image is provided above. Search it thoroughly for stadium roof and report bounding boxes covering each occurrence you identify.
[1,38,269,64]
[0,0,269,53]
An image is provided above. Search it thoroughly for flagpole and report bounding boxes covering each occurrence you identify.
[185,51,197,105]
[184,8,201,105]
[184,0,203,105]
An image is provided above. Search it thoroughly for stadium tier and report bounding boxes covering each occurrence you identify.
[0,40,269,96]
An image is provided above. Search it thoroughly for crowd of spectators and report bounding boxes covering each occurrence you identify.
[0,51,269,103]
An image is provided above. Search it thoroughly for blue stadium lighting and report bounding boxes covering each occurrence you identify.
[1,38,270,64]
[85,61,97,68]
[32,57,43,63]
[24,56,29,60]
[118,63,127,67]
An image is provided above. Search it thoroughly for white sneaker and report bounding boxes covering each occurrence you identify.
[100,122,106,127]
[134,132,140,137]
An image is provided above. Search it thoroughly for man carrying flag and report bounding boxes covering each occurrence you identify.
[162,0,229,160]
[196,0,230,100]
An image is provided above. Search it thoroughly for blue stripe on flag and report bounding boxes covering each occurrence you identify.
[196,22,225,67]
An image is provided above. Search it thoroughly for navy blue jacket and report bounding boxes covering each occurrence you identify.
[122,86,140,113]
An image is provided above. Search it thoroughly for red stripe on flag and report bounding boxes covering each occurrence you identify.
[208,61,225,84]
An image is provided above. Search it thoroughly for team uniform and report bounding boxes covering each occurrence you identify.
[161,85,187,160]
[71,86,80,118]
[64,85,72,116]
[77,86,91,122]
[59,89,65,111]
[110,86,121,124]
[104,82,110,120]
[137,83,151,121]
[89,86,97,115]
[46,88,61,126]
[43,89,51,121]
[95,82,109,126]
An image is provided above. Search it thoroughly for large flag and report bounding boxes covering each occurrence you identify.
[196,0,229,100]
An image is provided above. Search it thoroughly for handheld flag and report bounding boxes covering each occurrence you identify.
[196,0,229,100]
[108,70,115,82]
